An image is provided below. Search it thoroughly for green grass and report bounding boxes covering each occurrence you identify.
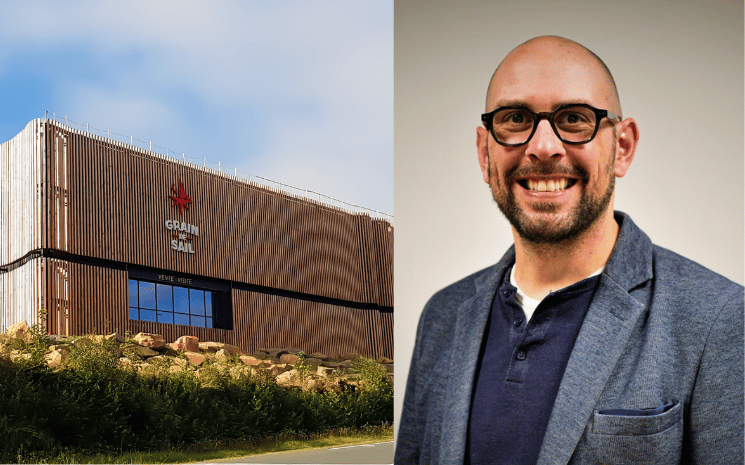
[29,424,393,464]
[1,328,393,463]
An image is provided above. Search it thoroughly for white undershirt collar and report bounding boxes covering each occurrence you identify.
[509,264,605,322]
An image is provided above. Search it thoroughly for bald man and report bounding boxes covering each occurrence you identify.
[395,37,743,465]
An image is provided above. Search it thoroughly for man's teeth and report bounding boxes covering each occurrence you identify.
[526,178,569,192]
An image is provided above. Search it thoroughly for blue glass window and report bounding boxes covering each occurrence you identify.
[128,280,139,307]
[157,310,174,325]
[174,287,189,313]
[190,289,205,315]
[157,284,173,311]
[191,316,206,328]
[139,282,156,309]
[128,278,214,329]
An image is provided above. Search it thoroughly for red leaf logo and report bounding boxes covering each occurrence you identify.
[169,179,192,215]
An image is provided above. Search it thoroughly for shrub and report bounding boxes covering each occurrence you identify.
[0,339,393,463]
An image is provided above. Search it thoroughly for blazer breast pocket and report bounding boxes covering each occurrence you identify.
[586,400,683,465]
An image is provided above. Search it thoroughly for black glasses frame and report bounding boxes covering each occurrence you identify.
[481,103,620,147]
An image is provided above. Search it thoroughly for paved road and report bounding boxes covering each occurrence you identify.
[202,440,393,464]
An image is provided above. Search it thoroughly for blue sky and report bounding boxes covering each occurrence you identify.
[0,0,393,217]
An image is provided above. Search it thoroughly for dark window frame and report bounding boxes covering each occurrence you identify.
[127,268,233,330]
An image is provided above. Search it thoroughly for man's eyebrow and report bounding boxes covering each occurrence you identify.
[489,99,595,111]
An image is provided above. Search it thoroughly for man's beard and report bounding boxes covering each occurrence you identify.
[489,155,615,245]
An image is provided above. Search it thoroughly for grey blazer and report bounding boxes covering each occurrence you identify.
[396,212,744,464]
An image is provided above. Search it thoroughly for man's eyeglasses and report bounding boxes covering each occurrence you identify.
[481,103,620,147]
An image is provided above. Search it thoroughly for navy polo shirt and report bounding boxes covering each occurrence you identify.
[466,266,601,465]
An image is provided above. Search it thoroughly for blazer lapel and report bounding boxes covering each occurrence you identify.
[438,257,509,464]
[536,275,646,465]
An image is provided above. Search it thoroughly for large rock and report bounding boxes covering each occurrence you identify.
[276,369,302,387]
[303,377,326,392]
[341,352,360,362]
[199,341,241,355]
[279,353,299,365]
[214,349,230,361]
[170,336,200,352]
[106,332,126,343]
[320,360,343,369]
[183,351,205,366]
[133,332,166,350]
[5,321,31,343]
[240,355,271,368]
[262,348,289,360]
[44,348,68,368]
[302,357,322,368]
[308,352,329,361]
[327,353,344,362]
[132,346,159,357]
[265,363,290,377]
[260,347,303,360]
[9,350,31,361]
[276,369,325,392]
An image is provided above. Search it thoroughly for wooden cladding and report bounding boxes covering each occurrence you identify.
[42,121,392,307]
[43,258,128,337]
[1,120,392,357]
[0,258,43,330]
[0,121,44,265]
[231,289,392,358]
[42,258,391,357]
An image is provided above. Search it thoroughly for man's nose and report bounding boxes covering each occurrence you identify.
[526,119,565,160]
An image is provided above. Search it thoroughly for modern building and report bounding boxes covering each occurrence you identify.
[0,119,392,357]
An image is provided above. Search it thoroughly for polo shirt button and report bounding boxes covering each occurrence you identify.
[502,289,512,297]
[513,318,522,327]
[516,350,526,361]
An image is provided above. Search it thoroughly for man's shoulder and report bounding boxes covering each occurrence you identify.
[651,243,743,294]
[427,262,504,306]
[412,263,504,362]
[417,262,505,327]
[646,243,743,330]
[611,212,742,298]
[429,264,501,302]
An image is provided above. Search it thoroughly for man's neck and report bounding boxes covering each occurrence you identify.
[511,211,619,301]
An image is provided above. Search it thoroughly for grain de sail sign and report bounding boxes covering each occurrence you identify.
[166,179,200,254]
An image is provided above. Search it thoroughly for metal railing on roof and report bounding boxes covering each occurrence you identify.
[45,112,393,223]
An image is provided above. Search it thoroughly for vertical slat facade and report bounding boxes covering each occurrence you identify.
[0,120,45,330]
[43,121,391,305]
[0,258,43,329]
[44,258,127,337]
[1,120,393,358]
[0,120,45,265]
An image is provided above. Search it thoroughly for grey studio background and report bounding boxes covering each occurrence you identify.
[393,0,744,441]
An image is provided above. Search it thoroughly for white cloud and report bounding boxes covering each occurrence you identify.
[0,0,393,213]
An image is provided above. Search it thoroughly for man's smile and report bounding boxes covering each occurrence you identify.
[517,177,579,192]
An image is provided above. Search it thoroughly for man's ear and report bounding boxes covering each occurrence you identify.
[614,118,639,178]
[477,126,491,184]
